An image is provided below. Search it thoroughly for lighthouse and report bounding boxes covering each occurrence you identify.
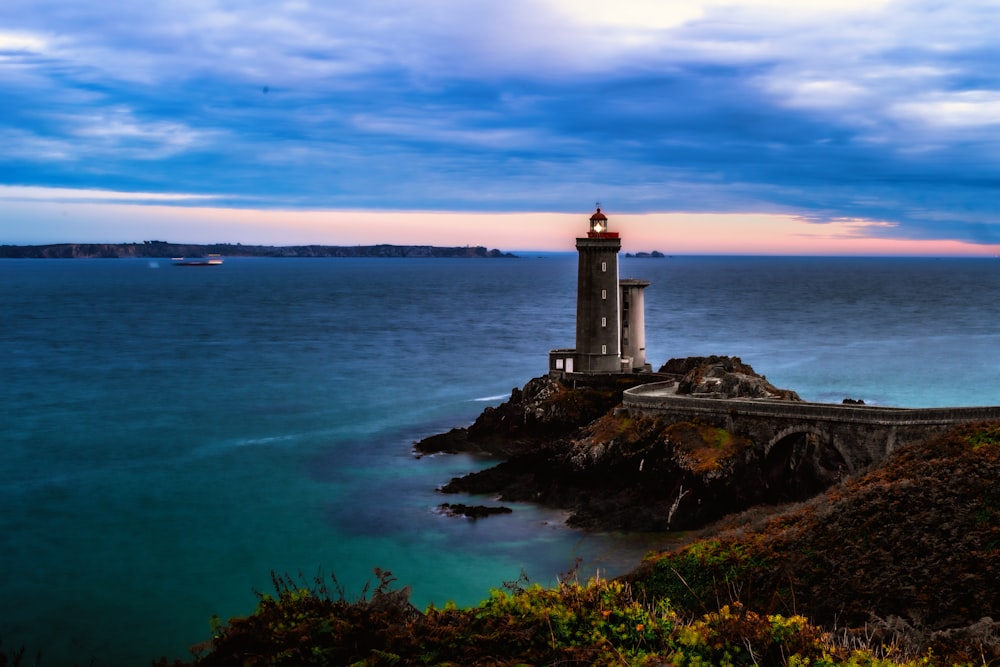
[574,206,623,373]
[550,205,651,376]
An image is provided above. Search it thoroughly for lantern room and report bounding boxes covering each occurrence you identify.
[588,206,618,238]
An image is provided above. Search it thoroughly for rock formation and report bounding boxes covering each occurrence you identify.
[418,356,816,531]
[414,374,644,457]
[436,503,513,520]
[662,355,802,400]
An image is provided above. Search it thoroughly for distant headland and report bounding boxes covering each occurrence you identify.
[0,241,516,259]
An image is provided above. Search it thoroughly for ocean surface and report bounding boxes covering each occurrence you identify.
[3,255,1000,664]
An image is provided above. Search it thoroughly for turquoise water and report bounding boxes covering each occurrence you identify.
[3,256,1000,664]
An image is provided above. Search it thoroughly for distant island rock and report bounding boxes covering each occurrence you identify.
[0,241,516,259]
[623,250,665,258]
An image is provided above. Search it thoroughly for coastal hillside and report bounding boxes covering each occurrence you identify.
[0,242,514,259]
[627,421,1000,662]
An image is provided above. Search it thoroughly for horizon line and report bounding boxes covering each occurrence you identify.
[2,240,998,260]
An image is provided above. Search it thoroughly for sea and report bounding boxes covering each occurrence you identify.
[3,255,1000,664]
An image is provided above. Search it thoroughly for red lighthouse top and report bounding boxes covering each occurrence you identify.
[588,205,619,238]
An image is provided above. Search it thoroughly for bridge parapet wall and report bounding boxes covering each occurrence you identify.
[623,382,1000,426]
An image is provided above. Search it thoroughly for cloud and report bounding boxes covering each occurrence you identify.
[1,0,1000,250]
[0,30,48,54]
[0,184,228,204]
[67,107,216,159]
[892,90,1000,129]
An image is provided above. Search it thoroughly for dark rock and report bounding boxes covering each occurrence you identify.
[415,375,638,457]
[437,503,513,519]
[412,428,471,457]
[661,355,801,400]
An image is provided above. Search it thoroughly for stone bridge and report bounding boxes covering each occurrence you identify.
[623,381,1000,475]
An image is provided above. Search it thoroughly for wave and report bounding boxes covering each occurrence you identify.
[471,394,509,402]
[190,432,314,460]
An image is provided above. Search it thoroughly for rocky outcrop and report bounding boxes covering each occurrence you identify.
[662,356,802,400]
[440,411,806,531]
[437,503,513,519]
[414,375,644,457]
[426,357,813,531]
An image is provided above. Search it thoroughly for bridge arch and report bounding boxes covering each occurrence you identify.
[765,424,854,473]
[761,424,851,503]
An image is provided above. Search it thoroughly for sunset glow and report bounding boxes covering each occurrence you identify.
[5,192,997,256]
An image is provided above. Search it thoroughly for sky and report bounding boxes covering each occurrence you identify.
[3,0,1000,254]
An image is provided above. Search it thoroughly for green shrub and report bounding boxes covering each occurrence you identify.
[182,569,941,667]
